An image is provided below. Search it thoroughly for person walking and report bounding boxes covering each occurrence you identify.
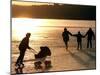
[72,31,84,50]
[84,28,95,48]
[62,27,72,49]
[15,33,32,66]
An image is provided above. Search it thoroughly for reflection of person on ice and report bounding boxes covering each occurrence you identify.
[15,33,33,66]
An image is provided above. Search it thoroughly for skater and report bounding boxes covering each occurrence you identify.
[62,27,72,49]
[72,31,84,50]
[15,33,33,66]
[84,28,95,48]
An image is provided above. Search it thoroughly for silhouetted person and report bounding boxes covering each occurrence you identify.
[15,33,32,66]
[72,31,84,50]
[62,27,72,49]
[85,28,95,48]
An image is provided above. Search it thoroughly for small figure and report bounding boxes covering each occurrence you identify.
[72,31,84,50]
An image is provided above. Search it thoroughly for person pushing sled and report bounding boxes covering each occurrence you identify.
[15,33,52,70]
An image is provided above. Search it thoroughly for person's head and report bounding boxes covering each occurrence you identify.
[26,33,31,38]
[78,31,80,34]
[89,28,92,31]
[64,27,67,31]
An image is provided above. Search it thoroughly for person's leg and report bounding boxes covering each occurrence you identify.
[64,40,68,49]
[80,42,82,50]
[77,42,79,50]
[19,50,26,64]
[87,39,89,48]
[66,42,68,49]
[16,50,22,65]
[90,40,92,48]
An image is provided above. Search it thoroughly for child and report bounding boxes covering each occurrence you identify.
[72,31,84,50]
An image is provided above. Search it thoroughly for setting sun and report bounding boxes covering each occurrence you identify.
[12,18,45,40]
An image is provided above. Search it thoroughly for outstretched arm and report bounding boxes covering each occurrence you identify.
[27,39,32,49]
[27,41,32,49]
[84,31,88,37]
[68,31,72,36]
[28,46,32,49]
[81,34,85,38]
[72,34,77,37]
[30,48,38,54]
[82,35,85,38]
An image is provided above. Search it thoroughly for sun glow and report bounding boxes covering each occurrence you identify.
[12,1,49,6]
[12,18,45,40]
